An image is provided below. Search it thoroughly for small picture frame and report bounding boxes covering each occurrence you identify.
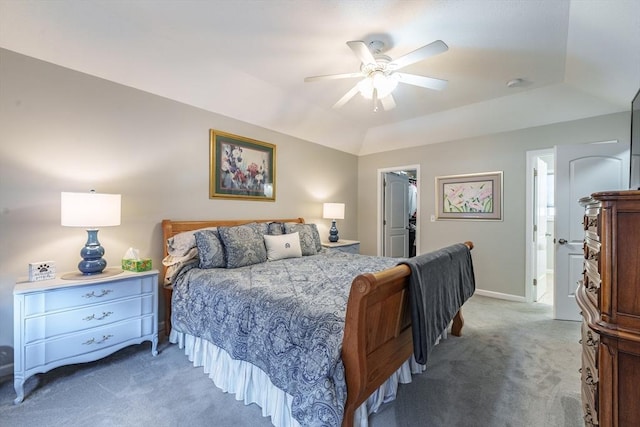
[435,171,503,220]
[29,261,56,281]
[210,129,276,201]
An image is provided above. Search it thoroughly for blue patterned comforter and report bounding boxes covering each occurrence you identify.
[171,250,399,427]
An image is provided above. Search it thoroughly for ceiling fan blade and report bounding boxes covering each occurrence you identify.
[304,72,362,82]
[396,73,448,91]
[332,83,361,109]
[347,40,377,65]
[381,94,397,111]
[390,40,448,70]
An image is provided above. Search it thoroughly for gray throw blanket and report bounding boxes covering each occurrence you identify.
[399,243,475,364]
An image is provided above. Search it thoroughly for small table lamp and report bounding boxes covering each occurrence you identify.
[323,202,345,243]
[61,191,121,275]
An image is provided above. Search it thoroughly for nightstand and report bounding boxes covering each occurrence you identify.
[322,240,360,254]
[13,268,159,404]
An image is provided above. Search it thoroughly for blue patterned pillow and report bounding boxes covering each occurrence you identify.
[251,222,269,235]
[307,223,322,252]
[194,229,226,269]
[267,222,285,235]
[218,223,267,268]
[284,223,320,256]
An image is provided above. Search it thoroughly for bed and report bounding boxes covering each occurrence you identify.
[161,218,474,427]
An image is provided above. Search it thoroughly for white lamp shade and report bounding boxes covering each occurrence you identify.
[61,192,121,227]
[323,203,345,220]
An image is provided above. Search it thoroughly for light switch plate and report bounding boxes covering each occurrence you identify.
[28,261,56,281]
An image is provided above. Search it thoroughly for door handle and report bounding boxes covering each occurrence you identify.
[556,238,568,245]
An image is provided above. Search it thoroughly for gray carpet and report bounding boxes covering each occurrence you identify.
[0,296,583,427]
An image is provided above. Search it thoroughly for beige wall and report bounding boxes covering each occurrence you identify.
[0,47,632,371]
[0,49,358,358]
[358,112,630,298]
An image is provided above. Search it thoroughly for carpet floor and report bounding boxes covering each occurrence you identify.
[0,295,583,427]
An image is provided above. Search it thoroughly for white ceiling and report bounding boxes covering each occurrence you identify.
[1,0,639,156]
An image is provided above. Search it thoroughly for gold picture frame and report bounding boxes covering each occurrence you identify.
[435,171,503,220]
[209,129,276,201]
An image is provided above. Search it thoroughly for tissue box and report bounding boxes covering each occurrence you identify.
[121,258,152,272]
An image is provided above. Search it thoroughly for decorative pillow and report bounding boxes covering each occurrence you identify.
[267,222,285,235]
[218,224,267,268]
[250,222,269,236]
[307,223,322,252]
[263,232,302,261]
[167,227,217,256]
[284,223,319,256]
[194,229,226,269]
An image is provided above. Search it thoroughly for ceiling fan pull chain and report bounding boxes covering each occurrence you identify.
[373,88,379,112]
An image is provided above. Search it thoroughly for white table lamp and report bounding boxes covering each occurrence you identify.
[61,191,121,275]
[323,203,345,242]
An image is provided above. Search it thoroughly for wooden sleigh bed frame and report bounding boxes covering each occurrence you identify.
[161,217,473,427]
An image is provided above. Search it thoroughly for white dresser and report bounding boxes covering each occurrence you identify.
[13,268,159,404]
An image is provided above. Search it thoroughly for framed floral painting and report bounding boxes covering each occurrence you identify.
[435,171,503,220]
[209,129,276,201]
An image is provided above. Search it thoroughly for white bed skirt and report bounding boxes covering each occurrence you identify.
[169,330,431,427]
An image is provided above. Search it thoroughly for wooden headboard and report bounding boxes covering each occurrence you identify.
[160,217,305,334]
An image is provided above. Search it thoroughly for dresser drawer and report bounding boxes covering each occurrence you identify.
[24,295,154,343]
[583,211,600,242]
[23,316,155,371]
[584,260,600,288]
[583,240,600,271]
[24,275,155,316]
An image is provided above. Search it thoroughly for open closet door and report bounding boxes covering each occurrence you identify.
[383,172,409,257]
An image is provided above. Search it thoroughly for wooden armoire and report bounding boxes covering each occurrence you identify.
[577,190,640,426]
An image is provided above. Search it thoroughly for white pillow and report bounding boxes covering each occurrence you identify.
[263,232,302,261]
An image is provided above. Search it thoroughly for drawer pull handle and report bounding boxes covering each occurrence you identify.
[83,311,114,321]
[83,289,113,299]
[83,334,113,345]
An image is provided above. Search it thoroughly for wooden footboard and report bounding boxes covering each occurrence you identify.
[340,241,473,427]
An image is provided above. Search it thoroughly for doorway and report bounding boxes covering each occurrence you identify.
[525,149,555,306]
[377,165,420,257]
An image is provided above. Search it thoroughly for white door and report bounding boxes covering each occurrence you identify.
[533,158,548,302]
[554,142,629,320]
[383,172,409,257]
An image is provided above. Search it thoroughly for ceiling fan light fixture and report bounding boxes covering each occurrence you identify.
[357,71,398,100]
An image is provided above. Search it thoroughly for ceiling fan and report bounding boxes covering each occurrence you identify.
[304,39,449,112]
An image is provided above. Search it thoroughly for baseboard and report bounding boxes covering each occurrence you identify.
[474,289,527,302]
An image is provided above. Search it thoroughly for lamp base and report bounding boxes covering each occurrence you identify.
[328,220,339,242]
[79,229,107,275]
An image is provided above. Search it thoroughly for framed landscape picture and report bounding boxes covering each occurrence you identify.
[209,129,276,201]
[435,171,503,220]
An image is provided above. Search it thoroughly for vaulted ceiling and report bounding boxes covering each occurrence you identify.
[1,1,639,155]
